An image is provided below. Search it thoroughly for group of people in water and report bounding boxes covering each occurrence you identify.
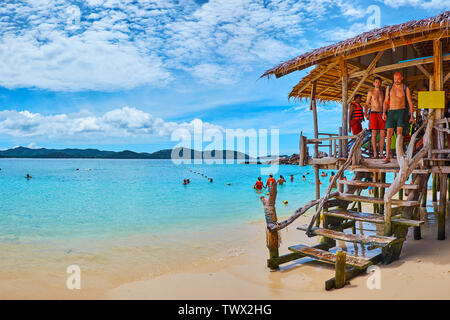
[348,72,418,162]
[183,170,213,185]
[254,171,347,192]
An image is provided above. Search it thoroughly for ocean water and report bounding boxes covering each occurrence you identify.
[0,159,352,284]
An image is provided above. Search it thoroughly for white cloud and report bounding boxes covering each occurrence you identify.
[0,107,223,140]
[379,0,450,9]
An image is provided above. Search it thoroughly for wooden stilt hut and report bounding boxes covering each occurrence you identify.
[260,11,449,290]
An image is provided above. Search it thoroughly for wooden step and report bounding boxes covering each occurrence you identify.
[324,209,424,227]
[335,193,420,207]
[288,244,372,269]
[324,209,384,223]
[297,225,396,246]
[352,167,430,174]
[423,158,450,161]
[339,179,420,190]
[431,149,450,154]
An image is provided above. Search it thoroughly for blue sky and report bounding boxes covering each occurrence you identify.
[0,0,448,154]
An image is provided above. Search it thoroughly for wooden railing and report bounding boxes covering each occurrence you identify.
[383,111,435,236]
[299,129,357,166]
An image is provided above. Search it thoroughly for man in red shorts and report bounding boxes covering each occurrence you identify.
[365,77,386,158]
[349,94,364,135]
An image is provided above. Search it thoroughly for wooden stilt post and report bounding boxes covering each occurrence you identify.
[434,39,445,240]
[433,173,438,202]
[335,250,347,289]
[311,81,321,226]
[341,59,349,158]
[261,183,279,269]
[447,176,450,200]
[413,206,422,240]
[438,174,446,240]
[399,188,403,200]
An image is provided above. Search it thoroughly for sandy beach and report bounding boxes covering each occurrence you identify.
[109,203,450,300]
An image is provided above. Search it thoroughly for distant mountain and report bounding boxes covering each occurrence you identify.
[0,146,251,160]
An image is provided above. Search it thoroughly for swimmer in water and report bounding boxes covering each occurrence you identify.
[182,179,187,185]
[277,175,286,185]
[329,171,337,189]
[290,174,294,182]
[254,177,264,191]
[26,174,32,179]
[302,175,306,181]
[210,178,213,183]
[266,174,276,192]
[321,171,327,177]
[187,179,190,184]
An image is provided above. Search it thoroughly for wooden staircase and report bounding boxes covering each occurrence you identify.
[262,114,436,290]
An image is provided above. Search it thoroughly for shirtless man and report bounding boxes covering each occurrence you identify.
[365,77,386,158]
[382,72,415,163]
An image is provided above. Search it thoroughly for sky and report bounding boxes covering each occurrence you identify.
[0,0,448,154]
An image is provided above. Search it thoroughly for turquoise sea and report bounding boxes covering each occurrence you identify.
[0,159,354,285]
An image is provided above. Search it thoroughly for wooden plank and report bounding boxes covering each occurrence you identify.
[288,244,372,269]
[352,167,430,174]
[336,193,420,206]
[324,209,384,223]
[338,179,420,190]
[391,218,424,227]
[431,149,450,154]
[296,226,397,246]
[308,135,356,142]
[268,243,333,269]
[431,166,450,174]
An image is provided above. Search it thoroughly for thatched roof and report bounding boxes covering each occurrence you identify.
[261,11,450,79]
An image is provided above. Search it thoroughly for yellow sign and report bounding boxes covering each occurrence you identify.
[418,91,445,109]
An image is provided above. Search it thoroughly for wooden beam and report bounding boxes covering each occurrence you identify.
[295,62,338,95]
[311,81,319,158]
[444,71,450,84]
[348,51,385,102]
[350,54,450,78]
[416,64,431,79]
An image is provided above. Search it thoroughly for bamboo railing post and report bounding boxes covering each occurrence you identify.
[379,173,386,214]
[261,183,279,268]
[338,127,343,158]
[373,172,379,213]
[335,251,347,289]
[341,60,349,158]
[421,184,427,207]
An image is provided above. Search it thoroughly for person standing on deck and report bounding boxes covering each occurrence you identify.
[349,94,365,135]
[382,72,415,163]
[365,77,386,159]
